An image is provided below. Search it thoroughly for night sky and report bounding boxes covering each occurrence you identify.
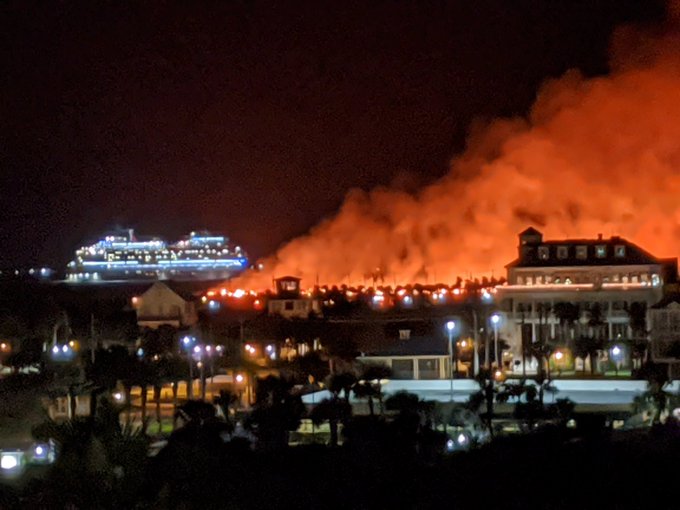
[0,0,666,269]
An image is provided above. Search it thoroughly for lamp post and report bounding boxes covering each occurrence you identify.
[446,320,456,402]
[491,313,501,370]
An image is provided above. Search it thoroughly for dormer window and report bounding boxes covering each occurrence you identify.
[615,245,626,258]
[576,246,587,260]
[538,246,549,260]
[557,246,568,259]
[595,245,607,258]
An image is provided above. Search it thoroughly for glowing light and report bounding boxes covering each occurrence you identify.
[457,433,468,445]
[182,336,192,345]
[555,351,564,361]
[446,321,455,332]
[233,289,246,298]
[235,374,244,384]
[113,392,124,402]
[52,346,59,354]
[611,346,622,357]
[132,297,139,305]
[491,314,500,325]
[34,446,44,457]
[61,345,68,353]
[1,453,19,470]
[193,345,201,354]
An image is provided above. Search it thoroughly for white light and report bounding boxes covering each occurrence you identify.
[52,346,59,354]
[446,439,455,452]
[193,345,201,354]
[182,336,191,345]
[612,346,622,357]
[555,351,564,361]
[235,374,244,383]
[1,454,18,470]
[113,392,123,402]
[457,433,467,445]
[446,321,455,332]
[266,345,273,353]
[206,345,212,352]
[34,446,44,456]
[62,345,68,353]
[137,348,144,357]
[491,314,500,325]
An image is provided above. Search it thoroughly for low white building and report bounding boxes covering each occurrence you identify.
[267,276,322,319]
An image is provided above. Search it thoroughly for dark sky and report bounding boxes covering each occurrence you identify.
[0,0,666,269]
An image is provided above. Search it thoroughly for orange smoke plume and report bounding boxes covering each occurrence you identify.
[236,3,680,290]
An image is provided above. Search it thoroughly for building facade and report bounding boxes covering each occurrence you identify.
[497,228,677,373]
[133,281,198,329]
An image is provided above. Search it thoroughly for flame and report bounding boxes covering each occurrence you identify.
[229,4,680,291]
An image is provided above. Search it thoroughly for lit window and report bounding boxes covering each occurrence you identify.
[595,245,607,258]
[652,274,661,286]
[557,246,568,259]
[537,275,544,284]
[631,274,639,283]
[576,246,588,260]
[554,277,561,284]
[545,275,552,284]
[526,276,533,285]
[564,277,572,285]
[615,245,626,258]
[622,275,629,284]
[517,276,524,285]
[538,246,549,260]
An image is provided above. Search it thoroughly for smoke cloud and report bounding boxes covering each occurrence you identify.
[235,3,680,290]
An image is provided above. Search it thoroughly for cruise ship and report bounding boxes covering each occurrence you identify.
[66,230,248,282]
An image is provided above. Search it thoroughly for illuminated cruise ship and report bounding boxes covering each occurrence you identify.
[66,230,248,282]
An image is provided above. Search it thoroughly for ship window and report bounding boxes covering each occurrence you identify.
[557,246,568,259]
[615,245,626,258]
[576,246,588,260]
[538,246,549,260]
[596,245,607,258]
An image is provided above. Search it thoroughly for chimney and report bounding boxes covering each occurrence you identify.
[597,233,603,241]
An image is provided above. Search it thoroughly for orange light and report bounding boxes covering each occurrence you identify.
[131,296,139,305]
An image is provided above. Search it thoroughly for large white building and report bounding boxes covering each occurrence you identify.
[497,228,677,372]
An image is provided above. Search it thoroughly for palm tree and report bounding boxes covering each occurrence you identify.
[353,364,392,416]
[627,302,648,369]
[552,302,580,351]
[30,399,149,509]
[587,303,607,373]
[310,397,352,447]
[246,375,305,449]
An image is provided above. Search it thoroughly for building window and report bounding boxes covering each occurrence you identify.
[652,274,661,286]
[536,275,544,284]
[538,246,549,260]
[557,246,568,259]
[284,301,294,311]
[614,245,626,258]
[576,246,588,259]
[631,274,639,283]
[622,275,629,284]
[517,276,524,285]
[595,245,607,258]
[545,275,552,284]
[418,358,440,380]
[392,359,414,379]
[554,277,561,284]
[526,276,533,285]
[399,329,411,340]
[564,277,572,285]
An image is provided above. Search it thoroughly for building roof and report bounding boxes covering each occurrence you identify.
[519,226,542,236]
[506,234,665,269]
[361,335,448,357]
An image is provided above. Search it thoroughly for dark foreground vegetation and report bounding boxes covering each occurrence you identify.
[1,404,679,510]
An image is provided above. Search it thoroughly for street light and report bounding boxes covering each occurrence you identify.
[611,345,623,375]
[446,320,456,401]
[491,313,501,369]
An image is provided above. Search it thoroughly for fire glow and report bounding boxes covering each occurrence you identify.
[224,4,680,291]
